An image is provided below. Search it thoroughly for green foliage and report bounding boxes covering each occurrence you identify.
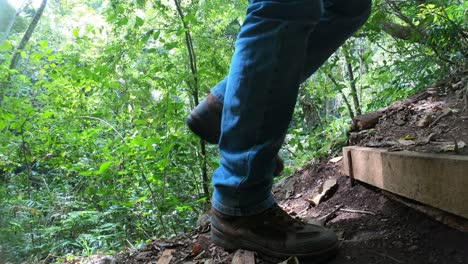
[0,0,465,263]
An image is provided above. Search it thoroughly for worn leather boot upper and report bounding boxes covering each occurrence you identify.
[186,94,284,176]
[210,204,339,261]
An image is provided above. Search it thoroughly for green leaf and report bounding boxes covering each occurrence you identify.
[117,17,129,26]
[136,196,147,203]
[72,28,79,38]
[97,161,112,174]
[0,41,12,51]
[1,112,15,121]
[20,51,26,58]
[38,40,48,49]
[142,30,152,43]
[153,30,160,40]
[164,42,178,50]
[115,4,125,14]
[135,16,144,28]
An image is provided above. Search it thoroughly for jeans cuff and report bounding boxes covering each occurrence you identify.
[211,190,276,216]
[210,79,227,103]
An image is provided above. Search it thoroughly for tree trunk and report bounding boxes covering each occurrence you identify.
[174,0,210,199]
[380,21,420,42]
[327,73,355,119]
[1,0,28,43]
[343,49,362,116]
[0,0,47,108]
[10,0,48,69]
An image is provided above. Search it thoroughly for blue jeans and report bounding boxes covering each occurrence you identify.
[211,0,371,216]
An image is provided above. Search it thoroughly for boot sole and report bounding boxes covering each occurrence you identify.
[211,225,339,263]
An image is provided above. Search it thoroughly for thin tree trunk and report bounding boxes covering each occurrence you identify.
[10,0,48,70]
[174,0,210,199]
[327,73,355,119]
[342,49,362,116]
[1,0,28,43]
[0,0,47,108]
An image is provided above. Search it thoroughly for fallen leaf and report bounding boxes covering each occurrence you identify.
[308,178,337,206]
[439,141,466,152]
[191,243,202,255]
[422,132,437,144]
[329,156,343,163]
[397,139,416,146]
[442,107,453,115]
[366,141,397,148]
[417,114,433,128]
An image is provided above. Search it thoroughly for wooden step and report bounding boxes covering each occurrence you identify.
[342,146,468,219]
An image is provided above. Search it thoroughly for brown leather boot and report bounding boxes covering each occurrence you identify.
[186,93,223,145]
[210,204,339,262]
[186,93,284,176]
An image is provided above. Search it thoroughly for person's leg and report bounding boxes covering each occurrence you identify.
[209,0,372,103]
[206,0,371,259]
[212,0,323,216]
[208,0,343,258]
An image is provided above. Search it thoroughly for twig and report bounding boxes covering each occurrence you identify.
[429,110,452,128]
[452,136,459,154]
[423,132,437,144]
[77,115,124,140]
[318,205,343,225]
[340,208,376,215]
[364,249,404,263]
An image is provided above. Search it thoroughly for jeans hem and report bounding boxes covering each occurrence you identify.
[211,192,276,216]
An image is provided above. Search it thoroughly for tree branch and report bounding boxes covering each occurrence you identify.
[327,73,355,119]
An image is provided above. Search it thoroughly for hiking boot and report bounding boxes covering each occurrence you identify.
[186,93,223,145]
[186,93,284,176]
[210,204,339,262]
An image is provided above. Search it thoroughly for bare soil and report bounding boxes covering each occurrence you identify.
[87,159,467,264]
[349,72,468,155]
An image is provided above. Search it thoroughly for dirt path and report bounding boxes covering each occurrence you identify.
[276,161,468,264]
[95,160,468,264]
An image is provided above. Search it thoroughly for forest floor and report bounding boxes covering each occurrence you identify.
[79,161,468,264]
[69,72,468,264]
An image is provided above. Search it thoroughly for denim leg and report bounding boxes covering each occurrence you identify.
[211,0,323,216]
[211,77,227,103]
[301,0,371,78]
[211,0,371,216]
[210,0,371,103]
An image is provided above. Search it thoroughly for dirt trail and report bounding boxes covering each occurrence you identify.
[81,160,467,264]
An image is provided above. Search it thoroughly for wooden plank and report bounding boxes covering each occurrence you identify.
[342,146,468,219]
